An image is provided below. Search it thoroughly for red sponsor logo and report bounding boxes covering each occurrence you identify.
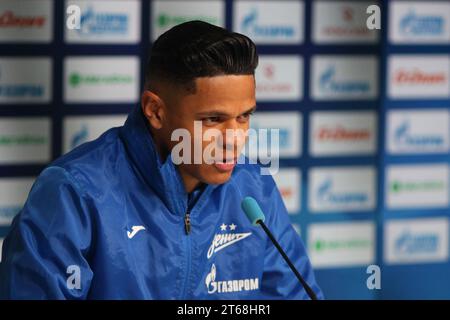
[394,69,447,84]
[279,187,293,199]
[322,6,371,37]
[316,126,371,141]
[256,63,292,93]
[0,10,46,28]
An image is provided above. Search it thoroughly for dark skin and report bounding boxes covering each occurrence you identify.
[141,75,256,193]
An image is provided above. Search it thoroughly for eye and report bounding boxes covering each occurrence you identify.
[202,116,221,125]
[237,112,253,123]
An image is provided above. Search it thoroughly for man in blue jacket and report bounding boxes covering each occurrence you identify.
[0,21,322,300]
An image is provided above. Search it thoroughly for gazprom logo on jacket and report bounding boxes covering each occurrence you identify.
[387,110,450,154]
[233,1,304,44]
[0,58,52,104]
[311,55,378,100]
[309,166,376,213]
[65,0,140,43]
[205,264,259,294]
[385,218,449,265]
[0,178,34,226]
[389,2,450,43]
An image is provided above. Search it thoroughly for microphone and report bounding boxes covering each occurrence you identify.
[241,196,318,300]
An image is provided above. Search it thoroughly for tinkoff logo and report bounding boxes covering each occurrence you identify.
[394,121,444,149]
[390,180,445,193]
[400,9,444,36]
[156,13,218,28]
[0,134,47,146]
[319,66,370,94]
[395,230,439,255]
[241,8,294,39]
[313,238,372,253]
[77,6,128,36]
[69,72,133,88]
[316,178,368,205]
[205,264,259,294]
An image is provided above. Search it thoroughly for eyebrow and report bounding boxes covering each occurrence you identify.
[196,105,257,118]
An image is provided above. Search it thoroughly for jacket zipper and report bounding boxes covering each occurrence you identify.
[180,210,192,299]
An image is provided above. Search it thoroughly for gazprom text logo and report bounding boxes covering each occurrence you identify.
[394,121,444,149]
[400,9,444,36]
[385,218,449,264]
[395,230,439,256]
[77,6,127,36]
[241,8,294,39]
[316,177,368,206]
[319,66,370,95]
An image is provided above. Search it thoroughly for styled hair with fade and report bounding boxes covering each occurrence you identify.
[145,20,259,93]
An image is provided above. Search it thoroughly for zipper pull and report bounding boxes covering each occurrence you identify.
[184,212,191,235]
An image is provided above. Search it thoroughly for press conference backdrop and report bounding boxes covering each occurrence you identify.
[1,0,450,299]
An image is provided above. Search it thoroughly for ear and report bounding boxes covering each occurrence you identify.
[141,90,165,130]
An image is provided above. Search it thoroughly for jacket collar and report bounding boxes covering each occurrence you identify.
[119,106,190,215]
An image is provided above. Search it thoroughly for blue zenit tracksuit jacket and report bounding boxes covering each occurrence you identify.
[0,106,323,300]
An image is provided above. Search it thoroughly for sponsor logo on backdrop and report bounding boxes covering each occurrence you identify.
[309,166,376,213]
[0,118,51,164]
[0,58,52,104]
[249,112,302,158]
[311,56,378,100]
[65,0,140,43]
[308,222,375,268]
[385,218,449,264]
[63,115,127,152]
[313,1,379,43]
[0,0,52,42]
[386,164,449,209]
[64,56,139,103]
[0,178,34,226]
[387,109,450,154]
[310,111,377,156]
[389,2,450,43]
[233,1,304,44]
[388,55,450,99]
[255,56,302,101]
[151,0,224,40]
[272,168,301,214]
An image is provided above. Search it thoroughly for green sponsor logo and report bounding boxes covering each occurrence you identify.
[0,134,47,146]
[390,180,445,193]
[312,238,372,253]
[157,13,218,28]
[69,72,134,88]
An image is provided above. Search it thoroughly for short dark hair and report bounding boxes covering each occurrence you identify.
[145,20,258,93]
